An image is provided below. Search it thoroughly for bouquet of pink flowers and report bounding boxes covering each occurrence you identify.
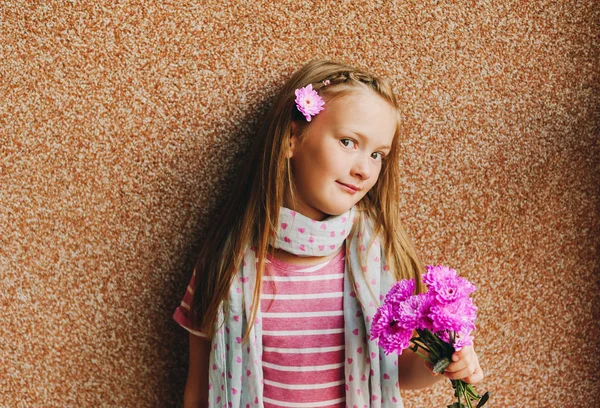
[370,265,490,408]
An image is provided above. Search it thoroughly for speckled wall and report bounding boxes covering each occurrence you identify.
[1,1,598,407]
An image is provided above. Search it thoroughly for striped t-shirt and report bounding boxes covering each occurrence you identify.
[173,249,346,408]
[261,249,345,408]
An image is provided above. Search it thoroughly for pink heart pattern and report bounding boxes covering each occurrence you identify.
[275,207,353,256]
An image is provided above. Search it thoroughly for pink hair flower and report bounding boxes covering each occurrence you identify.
[295,84,325,122]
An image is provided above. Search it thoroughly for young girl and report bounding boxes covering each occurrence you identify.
[174,59,483,408]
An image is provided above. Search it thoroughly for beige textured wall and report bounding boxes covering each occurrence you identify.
[2,1,599,407]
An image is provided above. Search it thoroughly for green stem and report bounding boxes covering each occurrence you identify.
[461,381,474,408]
[416,330,446,357]
[413,333,440,359]
[410,337,431,353]
[465,388,473,408]
[412,349,434,364]
[465,384,480,400]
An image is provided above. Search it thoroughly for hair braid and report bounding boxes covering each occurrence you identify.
[319,70,380,93]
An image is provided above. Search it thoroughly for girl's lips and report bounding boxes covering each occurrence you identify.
[337,181,360,194]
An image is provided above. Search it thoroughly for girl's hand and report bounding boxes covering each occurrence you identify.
[425,346,484,384]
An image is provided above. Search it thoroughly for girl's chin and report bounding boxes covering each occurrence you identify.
[289,199,357,221]
[321,205,355,218]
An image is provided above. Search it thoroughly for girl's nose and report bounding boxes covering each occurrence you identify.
[351,155,371,180]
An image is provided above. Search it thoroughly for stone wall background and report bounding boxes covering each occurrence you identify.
[1,1,599,407]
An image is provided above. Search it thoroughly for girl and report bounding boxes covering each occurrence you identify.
[174,59,483,408]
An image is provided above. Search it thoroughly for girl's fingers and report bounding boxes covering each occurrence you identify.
[444,355,474,373]
[465,366,484,384]
[443,364,478,381]
[424,361,439,376]
[446,347,479,374]
[451,345,473,363]
[432,345,482,381]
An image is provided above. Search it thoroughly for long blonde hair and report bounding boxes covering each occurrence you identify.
[191,59,425,341]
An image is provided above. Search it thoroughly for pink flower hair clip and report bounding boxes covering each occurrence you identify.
[295,84,325,122]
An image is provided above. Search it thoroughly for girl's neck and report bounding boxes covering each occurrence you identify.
[271,245,344,266]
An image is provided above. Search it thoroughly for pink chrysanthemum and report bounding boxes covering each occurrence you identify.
[423,265,476,304]
[377,330,413,355]
[370,303,413,355]
[429,297,478,333]
[384,278,416,305]
[295,84,325,121]
[439,330,474,351]
[396,293,432,330]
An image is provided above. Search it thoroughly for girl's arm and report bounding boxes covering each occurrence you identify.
[184,333,211,408]
[397,348,444,390]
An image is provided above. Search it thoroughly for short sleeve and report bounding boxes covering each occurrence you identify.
[173,270,209,338]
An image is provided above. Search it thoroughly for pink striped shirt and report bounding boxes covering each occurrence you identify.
[261,250,345,408]
[173,250,346,407]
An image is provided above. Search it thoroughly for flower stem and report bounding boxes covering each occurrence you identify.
[412,349,434,364]
[410,337,431,353]
[458,381,474,408]
[465,389,473,408]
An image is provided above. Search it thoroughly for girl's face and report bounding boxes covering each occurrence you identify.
[286,87,397,221]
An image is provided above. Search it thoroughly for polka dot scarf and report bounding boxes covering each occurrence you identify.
[207,207,404,408]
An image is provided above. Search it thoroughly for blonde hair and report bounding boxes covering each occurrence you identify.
[191,59,425,341]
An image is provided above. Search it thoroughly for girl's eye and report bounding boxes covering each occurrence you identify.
[340,138,356,149]
[371,152,384,161]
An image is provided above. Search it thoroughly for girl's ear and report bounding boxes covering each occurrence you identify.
[287,121,300,159]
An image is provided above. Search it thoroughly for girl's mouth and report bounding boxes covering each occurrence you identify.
[336,181,360,194]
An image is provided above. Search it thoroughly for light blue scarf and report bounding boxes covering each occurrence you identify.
[207,207,404,407]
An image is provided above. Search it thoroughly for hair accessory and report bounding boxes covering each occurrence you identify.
[322,79,330,86]
[294,84,325,122]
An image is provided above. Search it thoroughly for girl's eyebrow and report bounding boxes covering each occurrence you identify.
[346,130,391,151]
